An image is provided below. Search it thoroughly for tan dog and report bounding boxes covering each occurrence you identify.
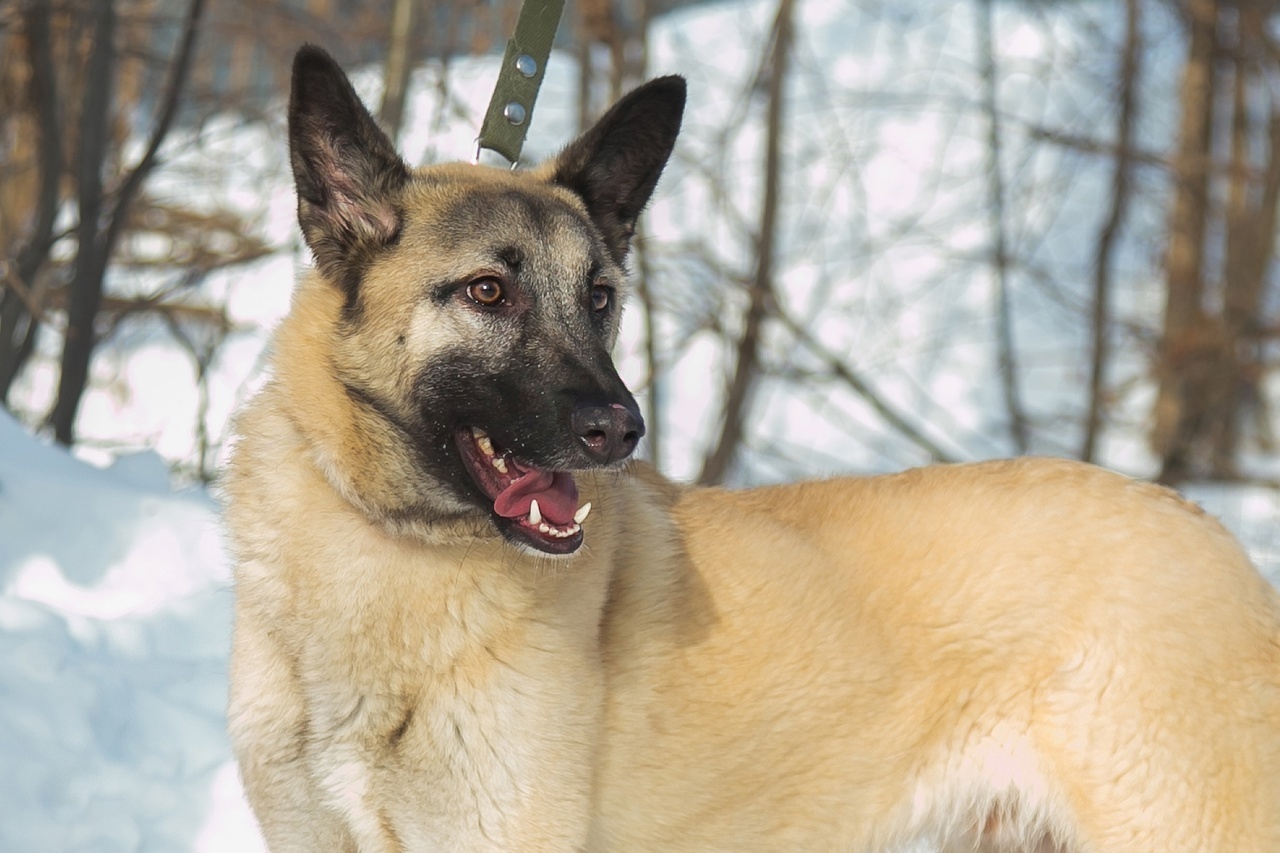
[225,45,1280,851]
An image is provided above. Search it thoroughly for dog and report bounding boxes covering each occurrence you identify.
[225,45,1280,852]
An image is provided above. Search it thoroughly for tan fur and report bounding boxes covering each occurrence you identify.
[228,73,1280,851]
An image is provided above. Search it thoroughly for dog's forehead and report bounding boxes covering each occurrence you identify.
[400,165,604,274]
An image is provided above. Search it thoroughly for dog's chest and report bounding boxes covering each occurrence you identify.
[286,540,610,843]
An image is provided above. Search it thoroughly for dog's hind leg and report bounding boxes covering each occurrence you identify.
[1036,650,1280,851]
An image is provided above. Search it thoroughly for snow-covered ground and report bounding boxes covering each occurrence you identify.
[0,411,264,851]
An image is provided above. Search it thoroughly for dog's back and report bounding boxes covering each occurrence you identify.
[592,458,1280,850]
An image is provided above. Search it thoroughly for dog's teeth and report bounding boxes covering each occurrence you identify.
[529,500,541,525]
[538,523,551,534]
[492,456,507,473]
[477,435,495,457]
[573,502,592,524]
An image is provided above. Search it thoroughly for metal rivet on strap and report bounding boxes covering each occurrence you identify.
[515,54,537,78]
[504,102,527,125]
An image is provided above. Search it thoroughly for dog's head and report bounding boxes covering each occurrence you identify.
[284,45,684,555]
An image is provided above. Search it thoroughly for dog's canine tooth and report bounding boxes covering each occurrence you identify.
[529,500,542,525]
[573,502,592,525]
[477,435,495,458]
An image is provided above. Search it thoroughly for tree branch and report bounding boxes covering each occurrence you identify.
[767,298,961,464]
[102,0,207,257]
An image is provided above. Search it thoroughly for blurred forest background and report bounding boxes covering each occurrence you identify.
[2,0,1280,491]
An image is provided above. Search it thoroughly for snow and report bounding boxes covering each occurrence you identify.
[0,411,264,851]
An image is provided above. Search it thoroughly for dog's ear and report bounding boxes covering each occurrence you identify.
[288,45,409,299]
[546,76,685,264]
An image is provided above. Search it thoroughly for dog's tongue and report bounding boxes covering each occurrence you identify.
[493,468,579,525]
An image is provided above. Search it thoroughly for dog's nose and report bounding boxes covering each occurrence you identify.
[571,403,644,464]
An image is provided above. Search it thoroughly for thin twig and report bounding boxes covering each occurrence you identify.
[767,297,961,464]
[977,0,1027,454]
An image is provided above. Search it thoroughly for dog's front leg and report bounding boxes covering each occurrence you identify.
[366,660,604,851]
[228,616,360,851]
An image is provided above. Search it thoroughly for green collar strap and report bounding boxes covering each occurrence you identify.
[476,0,567,165]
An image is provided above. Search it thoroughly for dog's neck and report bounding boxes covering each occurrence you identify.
[265,274,480,544]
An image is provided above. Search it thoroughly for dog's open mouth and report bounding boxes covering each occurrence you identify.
[456,427,591,555]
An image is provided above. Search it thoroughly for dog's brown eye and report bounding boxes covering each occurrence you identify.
[591,285,612,312]
[468,278,504,307]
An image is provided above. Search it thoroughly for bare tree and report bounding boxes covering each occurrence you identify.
[698,0,794,485]
[976,0,1028,455]
[0,1,62,403]
[379,0,417,142]
[1082,0,1141,462]
[1148,0,1280,483]
[48,0,207,445]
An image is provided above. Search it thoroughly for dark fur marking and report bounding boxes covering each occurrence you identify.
[388,707,414,748]
[339,380,460,521]
[378,809,403,851]
[497,245,524,273]
[341,382,419,446]
[290,712,311,763]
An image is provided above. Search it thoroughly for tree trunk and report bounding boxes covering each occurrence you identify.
[379,0,416,142]
[1,1,63,403]
[626,0,663,469]
[51,0,118,445]
[698,0,794,485]
[1152,0,1218,483]
[1210,5,1278,474]
[1081,0,1140,462]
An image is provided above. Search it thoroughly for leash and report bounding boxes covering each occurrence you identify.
[474,0,566,167]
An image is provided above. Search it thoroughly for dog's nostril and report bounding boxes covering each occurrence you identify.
[572,403,644,463]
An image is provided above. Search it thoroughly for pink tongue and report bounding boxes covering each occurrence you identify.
[493,469,579,525]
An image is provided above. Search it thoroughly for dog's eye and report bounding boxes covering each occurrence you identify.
[468,278,504,307]
[591,285,612,312]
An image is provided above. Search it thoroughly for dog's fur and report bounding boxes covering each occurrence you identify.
[225,46,1280,852]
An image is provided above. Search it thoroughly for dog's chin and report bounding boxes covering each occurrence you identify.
[494,515,584,556]
[454,426,590,557]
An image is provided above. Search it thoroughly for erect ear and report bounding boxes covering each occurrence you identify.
[288,45,409,302]
[545,76,685,264]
